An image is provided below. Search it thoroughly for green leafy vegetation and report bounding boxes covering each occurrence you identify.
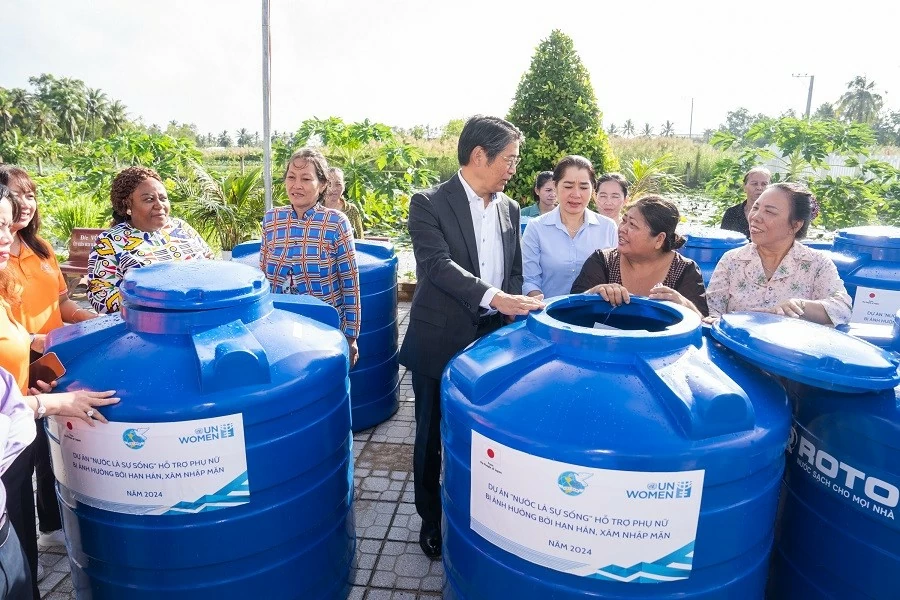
[506,30,617,204]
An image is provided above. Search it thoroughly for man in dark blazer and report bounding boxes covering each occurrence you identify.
[398,115,545,559]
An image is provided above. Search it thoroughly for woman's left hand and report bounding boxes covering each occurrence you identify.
[772,298,806,319]
[649,284,688,307]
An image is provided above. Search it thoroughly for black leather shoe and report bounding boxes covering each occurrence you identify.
[418,521,442,559]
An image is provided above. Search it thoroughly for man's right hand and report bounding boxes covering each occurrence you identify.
[490,292,545,316]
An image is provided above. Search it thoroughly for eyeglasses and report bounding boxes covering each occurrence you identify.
[500,155,522,168]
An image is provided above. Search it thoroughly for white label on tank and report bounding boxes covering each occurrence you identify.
[470,430,704,583]
[851,286,900,325]
[46,414,249,516]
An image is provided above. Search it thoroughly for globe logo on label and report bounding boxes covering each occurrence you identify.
[557,471,590,496]
[122,428,147,450]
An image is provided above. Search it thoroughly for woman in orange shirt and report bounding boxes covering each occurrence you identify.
[0,166,101,565]
[0,184,116,597]
[0,167,98,343]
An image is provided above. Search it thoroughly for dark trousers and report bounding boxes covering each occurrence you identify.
[412,373,443,526]
[0,516,33,600]
[412,313,503,527]
[1,445,39,600]
[33,419,61,533]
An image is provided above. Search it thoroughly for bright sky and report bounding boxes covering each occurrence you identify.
[4,0,899,138]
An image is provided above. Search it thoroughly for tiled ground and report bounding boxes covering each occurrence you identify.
[37,301,440,599]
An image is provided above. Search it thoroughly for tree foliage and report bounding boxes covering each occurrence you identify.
[273,117,438,236]
[171,164,264,250]
[704,116,900,229]
[837,76,883,124]
[506,30,617,203]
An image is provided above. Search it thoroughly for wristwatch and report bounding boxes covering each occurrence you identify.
[35,394,47,419]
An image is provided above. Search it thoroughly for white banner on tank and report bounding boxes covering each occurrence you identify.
[470,430,704,583]
[47,414,249,515]
[851,286,900,325]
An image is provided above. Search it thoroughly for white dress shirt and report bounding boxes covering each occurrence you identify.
[458,171,503,309]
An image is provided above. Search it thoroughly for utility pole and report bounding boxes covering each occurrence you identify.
[792,74,815,121]
[688,98,694,139]
[262,0,273,210]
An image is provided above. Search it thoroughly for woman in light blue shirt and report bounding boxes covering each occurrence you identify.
[522,155,618,299]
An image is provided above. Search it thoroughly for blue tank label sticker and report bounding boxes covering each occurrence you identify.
[787,423,899,528]
[46,414,250,516]
[470,430,705,582]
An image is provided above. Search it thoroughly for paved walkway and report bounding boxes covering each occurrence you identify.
[37,302,435,600]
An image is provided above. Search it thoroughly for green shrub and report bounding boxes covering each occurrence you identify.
[506,30,617,204]
[43,196,108,250]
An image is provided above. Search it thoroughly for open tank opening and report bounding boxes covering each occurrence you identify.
[546,297,683,333]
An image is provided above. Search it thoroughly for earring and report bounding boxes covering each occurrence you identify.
[127,209,132,215]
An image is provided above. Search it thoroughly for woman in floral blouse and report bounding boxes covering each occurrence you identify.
[87,167,214,313]
[706,182,851,325]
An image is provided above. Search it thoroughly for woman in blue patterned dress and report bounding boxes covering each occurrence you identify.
[87,167,214,313]
[260,148,361,366]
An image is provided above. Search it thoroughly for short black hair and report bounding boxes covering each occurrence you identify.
[552,155,597,189]
[457,115,523,166]
[596,172,629,197]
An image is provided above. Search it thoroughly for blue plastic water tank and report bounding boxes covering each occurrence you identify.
[351,240,400,430]
[231,239,260,267]
[226,239,400,430]
[802,239,833,251]
[829,226,900,325]
[677,228,748,285]
[44,261,356,599]
[442,295,791,599]
[837,309,900,354]
[708,313,900,599]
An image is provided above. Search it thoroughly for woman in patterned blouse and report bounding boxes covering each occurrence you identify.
[571,195,708,317]
[706,182,851,325]
[260,149,361,366]
[87,167,214,313]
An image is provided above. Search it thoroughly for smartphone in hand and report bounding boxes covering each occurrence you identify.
[29,352,66,388]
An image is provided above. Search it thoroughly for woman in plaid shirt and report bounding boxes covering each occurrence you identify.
[260,148,361,366]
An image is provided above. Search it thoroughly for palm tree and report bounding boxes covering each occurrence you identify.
[48,78,87,144]
[104,101,129,135]
[661,121,675,137]
[174,163,264,251]
[236,128,252,147]
[85,88,109,140]
[623,119,635,137]
[837,76,884,124]
[607,123,618,136]
[217,131,232,147]
[0,90,16,136]
[642,123,653,137]
[32,102,59,141]
[7,89,35,134]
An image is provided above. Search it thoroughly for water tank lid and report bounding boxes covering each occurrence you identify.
[231,240,261,259]
[710,312,900,393]
[355,240,397,278]
[835,226,900,248]
[682,228,748,248]
[121,261,267,310]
